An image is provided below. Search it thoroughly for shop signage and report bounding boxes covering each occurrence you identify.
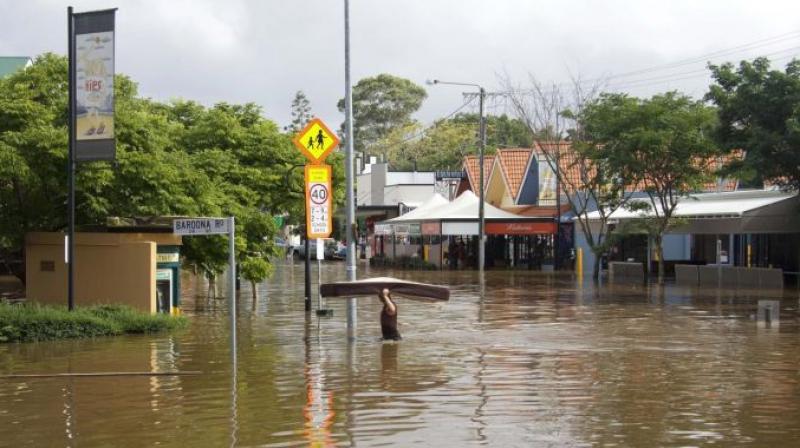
[421,221,441,235]
[486,221,556,235]
[156,253,180,263]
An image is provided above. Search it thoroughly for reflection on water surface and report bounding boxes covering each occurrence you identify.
[2,262,799,446]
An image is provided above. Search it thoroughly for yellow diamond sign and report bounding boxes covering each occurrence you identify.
[292,118,340,164]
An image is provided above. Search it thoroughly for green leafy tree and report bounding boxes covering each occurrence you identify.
[0,53,301,293]
[284,90,313,133]
[578,92,719,283]
[506,76,629,280]
[337,74,427,155]
[706,57,800,189]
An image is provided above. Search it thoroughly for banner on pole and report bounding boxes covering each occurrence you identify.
[72,9,116,161]
[305,164,333,238]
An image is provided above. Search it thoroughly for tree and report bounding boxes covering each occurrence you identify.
[577,92,719,283]
[505,75,632,280]
[0,53,299,293]
[284,90,313,133]
[706,57,800,189]
[376,113,530,172]
[337,74,427,155]
[450,113,533,149]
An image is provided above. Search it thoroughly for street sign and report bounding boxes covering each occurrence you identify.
[305,164,333,238]
[173,217,230,235]
[292,118,340,164]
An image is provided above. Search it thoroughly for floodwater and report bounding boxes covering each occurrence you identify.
[2,262,800,447]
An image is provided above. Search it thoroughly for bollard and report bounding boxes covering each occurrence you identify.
[757,300,780,328]
[576,247,583,280]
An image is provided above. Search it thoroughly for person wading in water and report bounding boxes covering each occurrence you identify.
[379,288,402,340]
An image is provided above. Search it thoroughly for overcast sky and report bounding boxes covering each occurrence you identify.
[2,0,800,130]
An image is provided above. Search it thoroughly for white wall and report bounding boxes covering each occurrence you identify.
[384,184,436,206]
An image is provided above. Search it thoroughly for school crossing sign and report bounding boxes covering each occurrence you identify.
[305,164,333,238]
[292,118,339,164]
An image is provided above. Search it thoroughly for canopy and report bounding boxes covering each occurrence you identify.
[386,193,449,223]
[320,277,450,301]
[582,190,800,234]
[584,190,796,220]
[433,190,522,220]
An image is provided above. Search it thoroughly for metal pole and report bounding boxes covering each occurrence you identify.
[478,87,486,273]
[229,216,237,365]
[304,234,311,312]
[67,6,76,311]
[317,256,323,310]
[554,150,561,270]
[344,0,357,336]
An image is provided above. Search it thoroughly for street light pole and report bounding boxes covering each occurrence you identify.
[477,87,486,272]
[344,0,357,336]
[429,79,486,273]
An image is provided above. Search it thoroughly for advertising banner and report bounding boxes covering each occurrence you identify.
[73,9,116,161]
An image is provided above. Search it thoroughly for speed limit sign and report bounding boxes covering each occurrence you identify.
[305,164,333,238]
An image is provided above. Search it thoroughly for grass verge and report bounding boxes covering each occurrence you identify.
[0,303,187,343]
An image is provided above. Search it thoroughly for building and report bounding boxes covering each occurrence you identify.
[26,229,182,314]
[356,158,442,257]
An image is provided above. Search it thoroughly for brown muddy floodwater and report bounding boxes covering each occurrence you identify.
[2,262,800,447]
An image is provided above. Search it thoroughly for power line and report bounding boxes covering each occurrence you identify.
[490,31,800,97]
[599,30,800,82]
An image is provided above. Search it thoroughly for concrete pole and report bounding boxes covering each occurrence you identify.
[344,0,357,336]
[67,7,76,311]
[478,87,486,273]
[229,216,237,365]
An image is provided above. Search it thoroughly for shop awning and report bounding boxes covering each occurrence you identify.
[583,190,800,234]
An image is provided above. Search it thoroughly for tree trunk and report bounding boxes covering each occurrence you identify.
[208,274,217,299]
[251,280,258,309]
[592,251,602,282]
[655,234,665,285]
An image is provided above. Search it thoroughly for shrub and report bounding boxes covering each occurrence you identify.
[0,303,187,343]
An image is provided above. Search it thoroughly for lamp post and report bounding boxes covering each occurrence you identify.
[344,0,357,336]
[428,79,486,272]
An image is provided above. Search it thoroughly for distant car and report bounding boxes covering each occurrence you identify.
[332,246,347,260]
[292,240,337,260]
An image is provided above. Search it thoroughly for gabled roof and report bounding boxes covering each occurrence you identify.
[430,190,524,220]
[386,194,449,223]
[533,142,586,194]
[463,155,495,195]
[495,148,533,201]
[0,56,31,78]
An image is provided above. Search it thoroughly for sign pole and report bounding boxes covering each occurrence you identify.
[67,6,76,311]
[304,234,311,312]
[229,216,237,365]
[344,0,357,338]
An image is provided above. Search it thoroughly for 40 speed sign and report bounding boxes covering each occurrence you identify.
[305,164,333,238]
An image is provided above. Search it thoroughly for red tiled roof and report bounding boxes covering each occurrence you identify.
[503,203,572,217]
[463,155,495,195]
[495,148,534,200]
[698,150,743,192]
[461,144,744,198]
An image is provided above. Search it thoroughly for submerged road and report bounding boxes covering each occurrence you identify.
[2,262,799,446]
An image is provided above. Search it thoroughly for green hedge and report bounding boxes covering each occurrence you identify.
[0,304,187,343]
